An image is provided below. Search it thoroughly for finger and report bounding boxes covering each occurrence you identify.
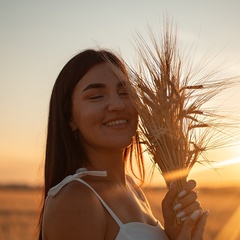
[192,211,209,240]
[175,191,198,209]
[178,180,196,198]
[173,190,199,212]
[183,209,202,230]
[177,210,201,240]
[176,201,201,221]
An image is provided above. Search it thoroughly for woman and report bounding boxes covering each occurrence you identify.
[38,49,208,240]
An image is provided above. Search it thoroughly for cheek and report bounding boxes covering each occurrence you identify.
[76,115,97,143]
[73,104,103,132]
[130,106,139,131]
[74,110,93,130]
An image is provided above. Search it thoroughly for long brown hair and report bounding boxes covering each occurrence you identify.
[38,49,145,239]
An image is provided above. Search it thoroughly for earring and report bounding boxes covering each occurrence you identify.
[74,129,78,140]
[69,122,78,140]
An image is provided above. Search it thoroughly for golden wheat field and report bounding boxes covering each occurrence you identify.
[0,185,239,240]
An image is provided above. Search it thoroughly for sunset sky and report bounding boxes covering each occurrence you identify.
[0,0,240,187]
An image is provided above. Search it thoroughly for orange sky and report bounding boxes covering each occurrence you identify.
[0,1,240,188]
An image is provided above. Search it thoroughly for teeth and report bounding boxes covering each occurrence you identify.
[106,120,127,126]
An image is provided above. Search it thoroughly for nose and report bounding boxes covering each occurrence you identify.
[107,94,125,112]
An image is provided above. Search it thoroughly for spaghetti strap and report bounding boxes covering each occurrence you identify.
[46,168,123,227]
[47,168,107,197]
[74,178,123,227]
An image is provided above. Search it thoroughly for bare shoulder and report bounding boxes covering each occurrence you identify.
[43,180,106,240]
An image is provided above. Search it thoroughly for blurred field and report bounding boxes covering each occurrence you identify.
[0,185,239,240]
[0,186,42,240]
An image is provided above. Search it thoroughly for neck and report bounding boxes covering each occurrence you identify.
[83,147,127,185]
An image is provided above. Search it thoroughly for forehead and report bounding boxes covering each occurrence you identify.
[76,63,126,90]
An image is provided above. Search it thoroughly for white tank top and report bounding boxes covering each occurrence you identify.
[42,168,169,240]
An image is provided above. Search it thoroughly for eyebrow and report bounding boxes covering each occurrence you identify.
[82,83,105,92]
[82,81,126,92]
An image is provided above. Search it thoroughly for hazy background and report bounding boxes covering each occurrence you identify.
[0,0,240,187]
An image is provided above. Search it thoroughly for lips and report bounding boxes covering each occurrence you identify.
[104,119,127,126]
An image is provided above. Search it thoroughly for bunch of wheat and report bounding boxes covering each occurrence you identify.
[124,20,238,194]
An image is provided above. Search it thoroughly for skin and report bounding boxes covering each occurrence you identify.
[43,63,208,240]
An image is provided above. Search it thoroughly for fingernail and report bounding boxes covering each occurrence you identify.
[180,216,187,221]
[178,190,186,198]
[191,210,200,221]
[173,203,182,211]
[177,211,185,218]
[205,210,210,216]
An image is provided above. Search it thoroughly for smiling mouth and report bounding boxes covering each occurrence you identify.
[105,120,127,126]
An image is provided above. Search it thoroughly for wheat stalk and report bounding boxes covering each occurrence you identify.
[124,19,239,197]
[121,20,240,225]
[104,20,239,224]
[104,18,238,198]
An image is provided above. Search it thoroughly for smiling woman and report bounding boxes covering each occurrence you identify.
[38,49,208,240]
[69,63,138,154]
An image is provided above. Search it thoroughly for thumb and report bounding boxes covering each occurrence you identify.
[162,181,179,232]
[177,210,201,240]
[192,211,209,239]
[162,182,178,208]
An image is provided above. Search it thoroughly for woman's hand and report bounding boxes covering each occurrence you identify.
[162,180,208,240]
[177,209,208,240]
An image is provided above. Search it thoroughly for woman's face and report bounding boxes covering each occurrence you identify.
[70,63,138,153]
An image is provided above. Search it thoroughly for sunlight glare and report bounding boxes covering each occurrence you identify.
[161,158,240,183]
[213,158,240,168]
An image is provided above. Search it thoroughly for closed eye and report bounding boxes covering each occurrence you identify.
[118,88,129,97]
[119,92,128,96]
[88,95,104,100]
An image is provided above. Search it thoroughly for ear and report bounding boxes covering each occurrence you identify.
[69,121,77,131]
